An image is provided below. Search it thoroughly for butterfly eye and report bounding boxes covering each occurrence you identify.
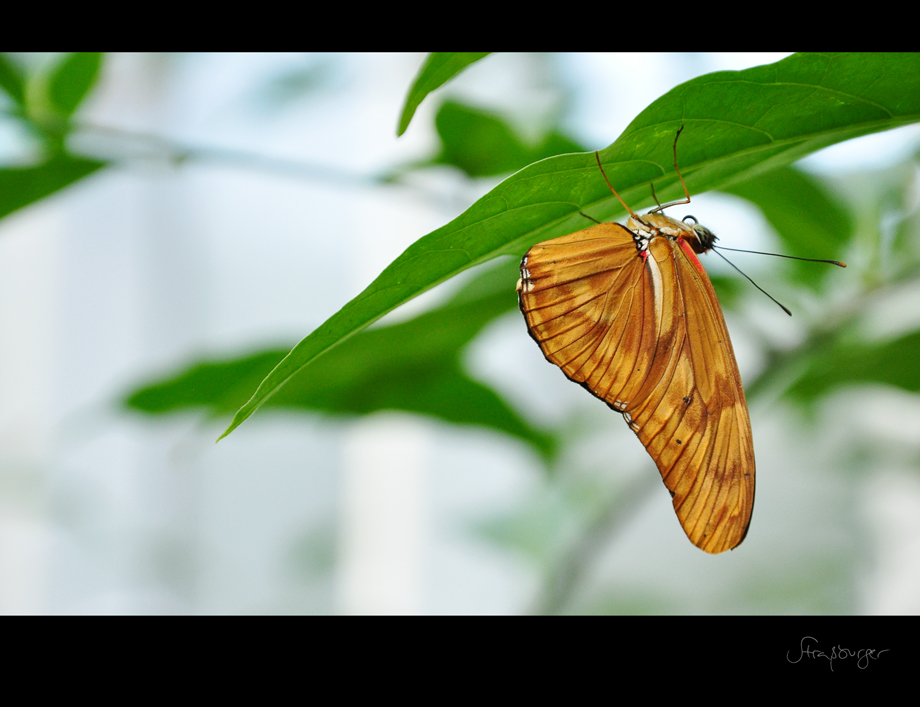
[692,224,717,250]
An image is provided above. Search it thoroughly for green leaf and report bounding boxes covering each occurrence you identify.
[534,130,588,163]
[432,100,587,178]
[0,154,106,222]
[384,99,587,183]
[0,53,26,106]
[720,166,852,289]
[47,52,103,118]
[127,349,287,415]
[433,100,533,177]
[221,52,920,440]
[396,52,490,136]
[130,259,555,458]
[787,329,920,402]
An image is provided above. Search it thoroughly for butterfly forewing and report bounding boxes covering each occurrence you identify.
[519,221,754,553]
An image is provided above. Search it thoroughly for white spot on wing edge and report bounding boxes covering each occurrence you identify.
[516,277,534,293]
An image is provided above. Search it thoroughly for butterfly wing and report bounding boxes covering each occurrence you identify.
[518,222,754,553]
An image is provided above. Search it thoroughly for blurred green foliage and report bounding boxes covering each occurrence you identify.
[721,165,852,289]
[0,154,103,220]
[788,329,920,402]
[397,52,490,136]
[430,100,586,178]
[0,52,106,220]
[46,52,103,121]
[0,54,27,105]
[127,258,555,460]
[384,98,587,181]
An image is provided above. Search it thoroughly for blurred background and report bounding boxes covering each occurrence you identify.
[1,52,919,614]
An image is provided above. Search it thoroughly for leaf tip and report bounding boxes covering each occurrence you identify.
[396,112,410,137]
[216,416,243,443]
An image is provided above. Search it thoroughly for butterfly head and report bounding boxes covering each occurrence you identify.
[682,215,717,254]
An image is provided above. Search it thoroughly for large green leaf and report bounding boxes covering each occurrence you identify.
[130,259,555,458]
[221,52,920,440]
[0,154,106,222]
[396,53,490,136]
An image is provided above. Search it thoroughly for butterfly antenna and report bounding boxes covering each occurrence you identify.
[713,245,846,268]
[712,248,792,316]
[595,151,639,220]
[649,125,693,214]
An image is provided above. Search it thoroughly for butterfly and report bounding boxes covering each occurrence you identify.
[517,128,754,553]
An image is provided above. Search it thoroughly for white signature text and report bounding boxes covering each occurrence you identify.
[786,636,889,671]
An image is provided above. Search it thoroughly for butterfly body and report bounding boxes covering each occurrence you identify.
[517,213,754,553]
[626,211,716,254]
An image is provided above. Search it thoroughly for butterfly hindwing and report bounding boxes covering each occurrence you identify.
[640,235,754,552]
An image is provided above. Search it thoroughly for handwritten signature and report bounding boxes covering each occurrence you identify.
[787,636,889,671]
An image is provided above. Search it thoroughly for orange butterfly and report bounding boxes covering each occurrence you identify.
[517,128,754,553]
